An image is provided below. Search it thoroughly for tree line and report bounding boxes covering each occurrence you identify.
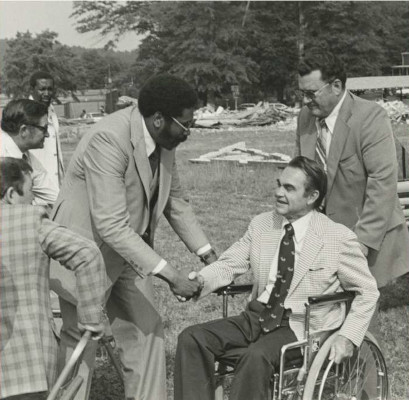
[2,1,408,104]
[0,31,138,98]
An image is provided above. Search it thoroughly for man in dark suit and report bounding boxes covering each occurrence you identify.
[294,51,409,289]
[50,75,217,400]
[174,157,379,400]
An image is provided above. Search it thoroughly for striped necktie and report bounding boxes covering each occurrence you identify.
[315,119,328,172]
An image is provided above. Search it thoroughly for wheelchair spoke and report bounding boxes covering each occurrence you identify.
[310,339,388,400]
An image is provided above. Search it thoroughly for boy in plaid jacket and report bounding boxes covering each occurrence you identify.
[0,157,107,400]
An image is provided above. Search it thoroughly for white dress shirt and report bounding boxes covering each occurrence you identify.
[0,130,59,205]
[30,102,65,188]
[141,119,211,274]
[258,211,313,303]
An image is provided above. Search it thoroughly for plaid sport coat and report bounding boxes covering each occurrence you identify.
[0,205,107,398]
[199,210,379,347]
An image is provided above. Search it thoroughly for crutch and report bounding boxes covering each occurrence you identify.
[47,330,92,400]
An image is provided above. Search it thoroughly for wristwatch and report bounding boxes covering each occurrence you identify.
[199,249,217,265]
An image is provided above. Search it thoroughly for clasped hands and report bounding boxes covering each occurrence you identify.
[171,270,204,302]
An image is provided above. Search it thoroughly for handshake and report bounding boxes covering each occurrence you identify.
[171,270,205,302]
[158,249,217,302]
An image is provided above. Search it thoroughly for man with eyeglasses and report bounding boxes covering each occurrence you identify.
[294,52,409,329]
[29,71,64,189]
[50,74,217,400]
[0,99,59,206]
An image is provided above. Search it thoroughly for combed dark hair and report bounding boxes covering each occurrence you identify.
[1,99,48,136]
[138,74,198,118]
[0,157,33,199]
[288,156,327,209]
[29,71,54,88]
[298,52,347,88]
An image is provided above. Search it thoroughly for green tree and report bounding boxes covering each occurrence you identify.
[2,30,81,97]
[73,1,259,105]
[71,1,409,103]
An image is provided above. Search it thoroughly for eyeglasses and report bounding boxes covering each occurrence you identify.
[26,124,48,134]
[295,82,331,100]
[170,116,195,132]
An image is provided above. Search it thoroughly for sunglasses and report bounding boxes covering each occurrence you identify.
[295,82,331,100]
[26,124,48,134]
[170,116,195,131]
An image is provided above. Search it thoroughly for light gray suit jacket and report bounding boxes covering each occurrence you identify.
[295,91,409,287]
[199,210,379,346]
[51,105,209,300]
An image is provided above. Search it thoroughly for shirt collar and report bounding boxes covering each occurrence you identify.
[0,130,24,158]
[142,118,156,157]
[322,90,347,134]
[281,210,313,244]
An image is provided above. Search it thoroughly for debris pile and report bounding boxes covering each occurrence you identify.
[377,100,409,123]
[189,141,291,167]
[194,102,299,128]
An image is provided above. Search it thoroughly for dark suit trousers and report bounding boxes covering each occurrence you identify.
[174,299,300,400]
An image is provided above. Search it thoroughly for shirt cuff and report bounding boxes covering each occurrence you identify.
[151,259,168,275]
[196,244,212,256]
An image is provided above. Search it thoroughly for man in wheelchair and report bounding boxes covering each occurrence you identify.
[174,156,379,400]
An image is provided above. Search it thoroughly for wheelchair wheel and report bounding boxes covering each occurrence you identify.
[303,332,388,400]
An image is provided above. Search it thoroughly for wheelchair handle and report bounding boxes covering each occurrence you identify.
[214,284,253,296]
[307,291,355,306]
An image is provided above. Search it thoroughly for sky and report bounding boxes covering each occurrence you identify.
[0,0,141,51]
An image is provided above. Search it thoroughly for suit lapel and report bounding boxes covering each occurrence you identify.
[151,148,174,225]
[300,115,318,159]
[130,107,151,201]
[258,213,282,292]
[288,212,323,297]
[326,92,353,197]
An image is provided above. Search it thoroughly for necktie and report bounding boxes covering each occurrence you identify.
[259,223,295,333]
[315,119,328,172]
[149,146,160,176]
[22,153,29,163]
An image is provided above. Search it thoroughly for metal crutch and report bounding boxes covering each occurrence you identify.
[47,330,92,400]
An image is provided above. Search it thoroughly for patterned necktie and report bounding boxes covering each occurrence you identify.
[315,119,328,172]
[259,223,295,333]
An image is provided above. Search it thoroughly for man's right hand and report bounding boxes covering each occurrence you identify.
[157,264,202,299]
[170,269,202,298]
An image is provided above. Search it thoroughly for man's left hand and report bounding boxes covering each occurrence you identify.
[78,322,105,340]
[328,335,354,364]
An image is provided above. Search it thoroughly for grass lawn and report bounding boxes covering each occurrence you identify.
[60,122,408,400]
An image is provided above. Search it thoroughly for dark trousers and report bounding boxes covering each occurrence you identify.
[174,300,301,400]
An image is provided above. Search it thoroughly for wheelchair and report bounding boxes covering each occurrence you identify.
[214,284,388,400]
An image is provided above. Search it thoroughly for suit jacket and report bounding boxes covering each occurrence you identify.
[295,91,409,287]
[51,105,209,300]
[199,210,379,347]
[0,205,106,398]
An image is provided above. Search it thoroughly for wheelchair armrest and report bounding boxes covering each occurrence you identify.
[307,291,355,306]
[214,283,253,296]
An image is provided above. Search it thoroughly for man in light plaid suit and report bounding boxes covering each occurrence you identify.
[0,157,107,400]
[174,156,379,400]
